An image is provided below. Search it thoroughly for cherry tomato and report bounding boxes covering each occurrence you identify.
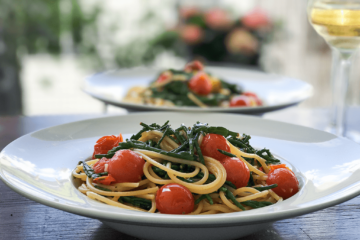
[200,133,230,161]
[108,150,145,183]
[156,183,194,214]
[266,168,299,199]
[229,95,251,107]
[221,157,250,188]
[269,164,290,172]
[156,71,172,84]
[243,92,262,106]
[188,72,212,95]
[93,174,116,185]
[92,134,123,158]
[93,157,109,173]
[184,60,204,72]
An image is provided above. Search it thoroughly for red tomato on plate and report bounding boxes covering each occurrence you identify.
[267,168,299,199]
[93,174,116,185]
[200,133,230,161]
[243,92,262,106]
[92,134,123,159]
[156,183,194,214]
[184,60,204,72]
[93,157,109,173]
[108,150,145,183]
[229,95,251,107]
[221,157,250,188]
[188,72,212,95]
[156,71,172,84]
[269,164,290,173]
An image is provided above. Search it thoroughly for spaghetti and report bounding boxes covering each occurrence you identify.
[123,60,263,108]
[73,121,299,214]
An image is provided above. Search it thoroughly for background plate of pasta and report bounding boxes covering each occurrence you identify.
[1,112,360,240]
[83,62,313,114]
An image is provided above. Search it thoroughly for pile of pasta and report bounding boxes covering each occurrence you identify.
[123,60,262,108]
[73,121,298,215]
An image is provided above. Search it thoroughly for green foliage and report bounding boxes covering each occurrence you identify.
[143,31,184,64]
[0,1,280,70]
[187,15,207,28]
[0,0,103,68]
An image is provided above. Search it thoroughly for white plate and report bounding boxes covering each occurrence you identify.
[83,67,313,114]
[1,112,360,240]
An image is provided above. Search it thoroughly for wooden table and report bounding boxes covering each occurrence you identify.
[1,107,360,240]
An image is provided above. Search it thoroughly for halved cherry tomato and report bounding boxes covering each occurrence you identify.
[93,174,116,185]
[229,95,251,107]
[268,164,291,174]
[221,157,250,188]
[188,72,212,95]
[184,60,204,72]
[156,71,172,84]
[92,134,123,159]
[108,150,145,183]
[266,168,299,199]
[156,183,194,214]
[93,157,109,173]
[200,133,230,161]
[243,92,262,106]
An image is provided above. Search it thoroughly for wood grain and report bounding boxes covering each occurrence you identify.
[1,112,360,240]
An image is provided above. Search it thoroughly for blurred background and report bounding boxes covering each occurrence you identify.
[1,0,360,116]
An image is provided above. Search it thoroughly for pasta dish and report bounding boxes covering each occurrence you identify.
[73,121,299,215]
[123,61,263,108]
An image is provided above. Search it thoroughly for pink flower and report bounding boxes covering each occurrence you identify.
[242,8,270,29]
[179,7,199,19]
[180,25,203,44]
[225,28,259,55]
[205,9,232,30]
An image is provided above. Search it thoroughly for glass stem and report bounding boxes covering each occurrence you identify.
[329,48,353,137]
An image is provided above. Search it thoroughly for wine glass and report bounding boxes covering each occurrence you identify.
[307,0,360,141]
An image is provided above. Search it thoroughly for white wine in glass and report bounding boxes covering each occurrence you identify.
[308,0,360,140]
